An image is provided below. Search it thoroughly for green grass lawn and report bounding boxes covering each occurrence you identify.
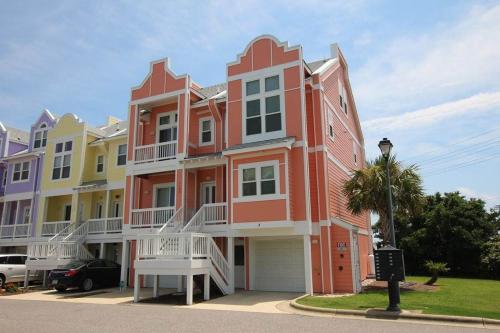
[298,276,500,320]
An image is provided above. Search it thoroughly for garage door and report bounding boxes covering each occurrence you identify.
[254,238,305,292]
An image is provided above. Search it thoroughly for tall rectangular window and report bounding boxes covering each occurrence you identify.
[33,124,48,149]
[157,112,178,143]
[52,140,72,180]
[244,74,283,140]
[23,207,30,224]
[12,161,30,182]
[96,155,104,173]
[117,144,127,166]
[199,117,213,145]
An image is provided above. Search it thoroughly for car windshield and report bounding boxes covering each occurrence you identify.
[62,261,87,269]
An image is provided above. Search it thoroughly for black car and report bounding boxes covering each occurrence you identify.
[49,259,121,292]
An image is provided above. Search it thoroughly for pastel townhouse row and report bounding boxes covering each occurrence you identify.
[0,110,56,253]
[122,35,374,304]
[25,113,128,274]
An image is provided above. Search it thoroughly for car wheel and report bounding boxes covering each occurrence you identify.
[81,278,93,291]
[55,286,66,292]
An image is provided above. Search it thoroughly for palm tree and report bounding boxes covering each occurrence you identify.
[342,155,424,244]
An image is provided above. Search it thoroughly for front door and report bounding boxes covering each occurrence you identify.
[200,182,216,206]
[234,241,245,289]
[154,184,175,225]
[64,205,72,221]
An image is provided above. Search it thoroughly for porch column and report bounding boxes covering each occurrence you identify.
[71,191,80,223]
[14,200,21,225]
[0,201,7,225]
[24,269,29,289]
[227,237,235,294]
[153,275,159,298]
[303,234,313,295]
[99,242,106,259]
[120,240,129,287]
[104,189,110,219]
[133,271,140,303]
[203,273,210,301]
[186,274,193,305]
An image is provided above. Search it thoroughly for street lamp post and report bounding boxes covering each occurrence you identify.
[378,137,401,312]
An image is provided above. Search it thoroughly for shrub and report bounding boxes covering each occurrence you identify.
[424,261,450,285]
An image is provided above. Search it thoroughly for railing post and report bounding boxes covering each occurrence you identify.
[189,233,193,260]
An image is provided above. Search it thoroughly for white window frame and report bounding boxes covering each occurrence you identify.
[199,116,214,146]
[2,168,8,188]
[236,160,283,202]
[338,78,348,117]
[52,140,72,181]
[33,122,48,150]
[113,201,121,218]
[116,144,127,167]
[327,108,335,141]
[23,207,31,224]
[353,141,358,165]
[11,161,30,183]
[96,154,105,174]
[156,111,178,144]
[242,70,285,144]
[153,183,176,208]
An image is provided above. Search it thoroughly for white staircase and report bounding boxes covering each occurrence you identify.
[26,222,93,270]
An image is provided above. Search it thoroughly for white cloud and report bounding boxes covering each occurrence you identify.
[457,187,500,208]
[362,91,500,132]
[352,4,500,115]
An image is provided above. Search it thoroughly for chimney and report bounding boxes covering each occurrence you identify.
[107,116,121,126]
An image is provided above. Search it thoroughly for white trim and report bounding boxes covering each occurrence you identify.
[2,191,34,202]
[241,69,285,144]
[116,143,127,167]
[237,160,280,200]
[312,58,338,75]
[198,116,214,146]
[222,138,294,156]
[327,151,351,176]
[233,194,286,203]
[323,97,362,149]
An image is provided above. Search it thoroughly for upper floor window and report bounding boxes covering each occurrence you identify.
[244,74,283,142]
[353,141,358,165]
[240,161,278,197]
[12,161,30,182]
[52,140,72,180]
[199,117,214,146]
[33,123,48,149]
[117,144,127,166]
[327,109,335,140]
[157,112,178,143]
[338,78,348,116]
[96,155,104,173]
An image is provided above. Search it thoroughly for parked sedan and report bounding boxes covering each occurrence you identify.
[49,259,121,292]
[0,254,41,288]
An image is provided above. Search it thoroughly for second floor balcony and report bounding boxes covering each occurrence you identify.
[134,141,177,164]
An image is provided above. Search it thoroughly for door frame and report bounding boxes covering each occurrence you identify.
[234,238,245,290]
[153,182,175,208]
[199,181,216,206]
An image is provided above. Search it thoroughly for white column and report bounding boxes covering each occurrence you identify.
[227,237,235,294]
[24,269,29,289]
[14,200,21,226]
[177,275,183,292]
[303,234,313,295]
[104,190,110,219]
[120,240,129,286]
[133,271,140,303]
[186,274,193,305]
[203,273,210,301]
[153,275,159,298]
[0,201,7,225]
[99,243,105,259]
[42,270,47,287]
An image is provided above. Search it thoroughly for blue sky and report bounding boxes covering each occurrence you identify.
[1,0,499,207]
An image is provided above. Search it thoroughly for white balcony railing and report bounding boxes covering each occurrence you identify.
[0,224,31,239]
[182,203,227,233]
[41,221,72,237]
[137,233,209,259]
[134,141,177,164]
[28,241,93,260]
[87,217,123,234]
[131,207,175,229]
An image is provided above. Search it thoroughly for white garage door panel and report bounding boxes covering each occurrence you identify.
[254,239,305,292]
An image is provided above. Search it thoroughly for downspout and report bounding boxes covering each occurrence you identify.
[30,153,41,238]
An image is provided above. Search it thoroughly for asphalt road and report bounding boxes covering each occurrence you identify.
[0,299,494,333]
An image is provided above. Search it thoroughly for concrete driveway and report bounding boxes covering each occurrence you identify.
[2,287,302,314]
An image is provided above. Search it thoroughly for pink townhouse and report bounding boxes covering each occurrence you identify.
[122,35,373,304]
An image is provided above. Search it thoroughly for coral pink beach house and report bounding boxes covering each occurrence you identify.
[121,35,373,304]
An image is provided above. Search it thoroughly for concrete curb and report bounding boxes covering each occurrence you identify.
[290,296,500,327]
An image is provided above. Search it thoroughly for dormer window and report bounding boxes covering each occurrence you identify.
[243,73,284,143]
[33,123,48,149]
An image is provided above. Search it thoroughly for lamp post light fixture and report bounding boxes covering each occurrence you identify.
[378,137,401,312]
